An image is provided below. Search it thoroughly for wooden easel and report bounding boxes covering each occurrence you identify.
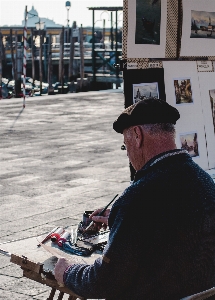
[10,252,85,300]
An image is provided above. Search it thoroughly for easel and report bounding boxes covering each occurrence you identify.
[10,252,82,300]
[0,234,102,300]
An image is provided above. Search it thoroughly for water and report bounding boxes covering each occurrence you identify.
[190,30,215,39]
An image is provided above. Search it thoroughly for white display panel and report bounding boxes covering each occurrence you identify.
[198,72,215,169]
[163,61,209,170]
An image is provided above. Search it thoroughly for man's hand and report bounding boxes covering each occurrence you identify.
[54,257,72,284]
[89,208,110,231]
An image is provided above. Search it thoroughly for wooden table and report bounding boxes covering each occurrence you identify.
[0,234,102,300]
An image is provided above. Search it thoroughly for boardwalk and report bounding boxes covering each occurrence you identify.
[0,90,130,299]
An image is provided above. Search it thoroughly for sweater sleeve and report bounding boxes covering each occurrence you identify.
[63,193,142,299]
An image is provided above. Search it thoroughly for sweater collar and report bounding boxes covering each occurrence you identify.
[134,149,189,182]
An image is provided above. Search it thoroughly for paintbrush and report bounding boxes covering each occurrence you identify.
[37,226,59,247]
[81,194,119,235]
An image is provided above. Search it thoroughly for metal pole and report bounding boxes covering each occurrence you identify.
[67,9,70,43]
[15,31,19,97]
[23,5,27,108]
[15,31,23,97]
[59,27,64,93]
[44,38,47,82]
[79,24,84,91]
[103,19,106,73]
[115,10,119,83]
[115,10,118,67]
[31,28,35,89]
[69,24,74,81]
[111,12,113,50]
[39,30,43,95]
[48,34,53,95]
[92,9,96,85]
[10,29,15,81]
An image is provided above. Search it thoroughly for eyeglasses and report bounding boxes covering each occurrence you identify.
[121,144,126,150]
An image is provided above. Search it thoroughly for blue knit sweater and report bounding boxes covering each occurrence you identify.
[64,150,215,299]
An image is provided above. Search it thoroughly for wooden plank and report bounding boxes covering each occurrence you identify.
[10,253,43,274]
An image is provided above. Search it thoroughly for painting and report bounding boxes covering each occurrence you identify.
[133,82,159,104]
[180,0,215,57]
[135,0,161,45]
[127,0,168,58]
[180,132,199,157]
[173,78,193,104]
[209,89,215,133]
[191,10,215,39]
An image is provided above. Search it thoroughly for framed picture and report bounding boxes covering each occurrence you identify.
[181,0,215,56]
[173,78,193,105]
[133,82,159,104]
[123,68,166,108]
[191,10,215,39]
[127,0,168,58]
[180,132,199,157]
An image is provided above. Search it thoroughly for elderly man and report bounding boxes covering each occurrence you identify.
[55,99,215,299]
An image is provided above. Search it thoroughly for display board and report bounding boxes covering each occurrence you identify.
[180,0,215,57]
[163,61,209,170]
[122,0,215,171]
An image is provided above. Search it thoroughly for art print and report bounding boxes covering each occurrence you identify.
[127,0,168,58]
[180,132,199,157]
[173,78,193,105]
[135,0,161,45]
[180,0,215,57]
[133,82,159,104]
[209,89,215,133]
[191,10,215,39]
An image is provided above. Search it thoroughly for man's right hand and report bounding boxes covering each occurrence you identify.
[89,208,110,231]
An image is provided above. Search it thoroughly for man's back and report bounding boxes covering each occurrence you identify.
[108,151,215,299]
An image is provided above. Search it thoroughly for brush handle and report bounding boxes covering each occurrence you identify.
[98,194,119,216]
[82,194,119,233]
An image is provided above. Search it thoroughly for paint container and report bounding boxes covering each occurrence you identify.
[83,211,94,227]
[50,227,64,242]
[57,231,71,247]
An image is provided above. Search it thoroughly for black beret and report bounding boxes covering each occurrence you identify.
[113,98,180,134]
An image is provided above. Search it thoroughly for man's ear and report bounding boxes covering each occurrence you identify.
[133,126,143,148]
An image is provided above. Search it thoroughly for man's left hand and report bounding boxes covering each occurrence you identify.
[54,257,72,284]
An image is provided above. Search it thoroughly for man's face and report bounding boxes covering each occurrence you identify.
[123,127,139,171]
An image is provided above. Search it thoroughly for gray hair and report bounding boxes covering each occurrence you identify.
[140,123,176,137]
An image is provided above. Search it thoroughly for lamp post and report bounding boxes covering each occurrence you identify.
[35,18,45,95]
[65,1,71,42]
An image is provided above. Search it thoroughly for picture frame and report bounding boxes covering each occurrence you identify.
[133,82,159,104]
[173,78,193,105]
[123,68,166,108]
[179,132,199,158]
[180,0,215,57]
[127,0,168,58]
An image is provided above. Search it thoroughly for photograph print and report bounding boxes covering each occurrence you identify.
[180,132,199,157]
[133,82,159,104]
[191,10,215,39]
[173,78,193,105]
[209,89,215,134]
[135,0,161,45]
